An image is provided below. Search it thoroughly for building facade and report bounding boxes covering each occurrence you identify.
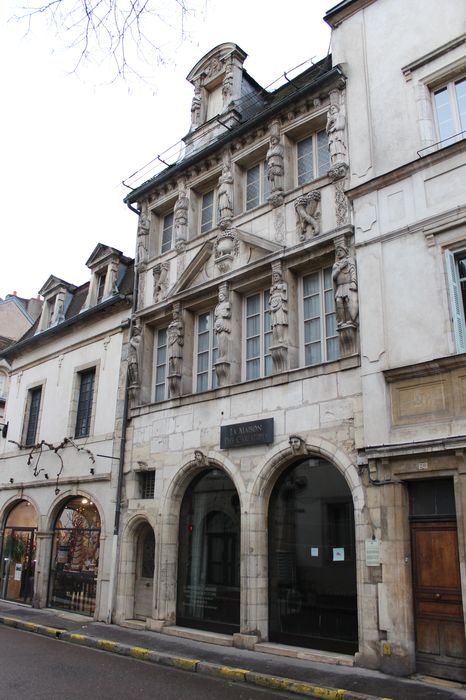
[0,244,133,621]
[117,0,466,683]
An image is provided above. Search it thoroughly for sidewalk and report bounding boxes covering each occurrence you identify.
[0,601,464,700]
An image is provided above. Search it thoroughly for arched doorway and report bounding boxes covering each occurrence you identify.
[268,457,358,654]
[48,497,100,616]
[133,522,155,620]
[1,501,37,604]
[177,468,240,634]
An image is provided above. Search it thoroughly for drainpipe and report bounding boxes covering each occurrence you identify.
[106,203,140,623]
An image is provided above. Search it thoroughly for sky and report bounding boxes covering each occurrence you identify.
[1,0,331,300]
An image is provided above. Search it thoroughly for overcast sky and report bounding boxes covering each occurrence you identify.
[1,0,331,300]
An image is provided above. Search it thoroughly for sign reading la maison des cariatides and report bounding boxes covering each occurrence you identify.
[220,418,274,449]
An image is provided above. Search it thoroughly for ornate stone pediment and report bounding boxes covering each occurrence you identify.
[170,230,283,294]
[38,275,75,298]
[85,243,126,270]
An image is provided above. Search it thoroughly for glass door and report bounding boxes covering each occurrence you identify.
[1,527,36,604]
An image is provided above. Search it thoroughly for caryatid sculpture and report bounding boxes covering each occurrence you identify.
[332,242,358,329]
[136,205,150,266]
[167,302,184,379]
[217,159,234,228]
[270,262,288,346]
[174,185,189,246]
[326,102,347,166]
[214,282,231,361]
[266,124,284,204]
[128,322,142,400]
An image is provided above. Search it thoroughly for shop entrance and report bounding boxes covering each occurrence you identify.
[409,479,466,682]
[48,497,100,616]
[133,523,155,620]
[268,458,358,654]
[1,501,37,605]
[177,468,240,634]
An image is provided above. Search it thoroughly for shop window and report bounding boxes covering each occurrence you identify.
[177,468,240,634]
[154,328,168,402]
[445,248,466,353]
[200,190,216,234]
[244,290,272,380]
[433,77,466,146]
[268,458,357,654]
[302,267,339,365]
[24,386,42,446]
[161,212,174,254]
[245,161,269,210]
[140,471,155,500]
[48,497,101,616]
[74,368,96,439]
[297,130,329,186]
[195,311,218,392]
[1,501,37,606]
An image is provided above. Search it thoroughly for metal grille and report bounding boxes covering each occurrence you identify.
[141,471,155,499]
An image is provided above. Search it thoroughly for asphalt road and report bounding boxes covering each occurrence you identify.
[0,625,295,700]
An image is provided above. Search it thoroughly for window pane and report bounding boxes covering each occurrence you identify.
[161,213,173,254]
[434,87,455,142]
[246,165,260,210]
[246,358,260,380]
[26,387,42,445]
[455,78,466,132]
[327,336,340,362]
[246,337,260,359]
[246,315,260,337]
[305,343,322,365]
[304,294,320,319]
[297,137,313,185]
[201,191,214,233]
[198,313,209,333]
[317,129,330,176]
[75,369,95,438]
[303,272,319,296]
[197,351,209,373]
[197,373,208,393]
[326,313,337,337]
[246,294,260,315]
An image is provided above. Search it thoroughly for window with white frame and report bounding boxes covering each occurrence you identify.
[433,78,466,146]
[302,267,339,365]
[195,311,218,392]
[245,290,272,380]
[96,271,107,303]
[245,162,270,210]
[445,248,466,353]
[297,129,329,186]
[200,190,216,234]
[161,212,174,254]
[154,327,168,401]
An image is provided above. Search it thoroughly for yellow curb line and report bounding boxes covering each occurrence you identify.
[97,639,119,652]
[69,633,89,643]
[167,657,199,671]
[205,665,248,682]
[129,646,153,660]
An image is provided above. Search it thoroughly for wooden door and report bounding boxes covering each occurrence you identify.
[411,519,466,681]
[133,525,154,620]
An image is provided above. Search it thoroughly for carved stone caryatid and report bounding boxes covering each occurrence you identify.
[214,282,231,386]
[174,184,189,247]
[167,302,184,397]
[328,162,350,227]
[217,158,234,229]
[128,322,142,402]
[266,121,284,207]
[190,82,202,130]
[295,190,321,240]
[136,204,150,267]
[332,237,359,356]
[152,262,169,303]
[326,98,347,167]
[269,261,288,372]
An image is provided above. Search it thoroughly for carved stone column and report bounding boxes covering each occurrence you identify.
[214,281,231,386]
[332,234,359,357]
[269,261,288,373]
[266,120,284,208]
[174,181,189,247]
[167,302,184,398]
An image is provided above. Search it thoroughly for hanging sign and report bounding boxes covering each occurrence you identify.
[220,418,274,449]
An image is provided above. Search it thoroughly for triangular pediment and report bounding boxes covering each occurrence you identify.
[85,243,123,270]
[38,275,75,298]
[171,229,283,295]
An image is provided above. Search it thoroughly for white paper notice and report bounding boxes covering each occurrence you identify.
[332,547,345,562]
[310,547,319,557]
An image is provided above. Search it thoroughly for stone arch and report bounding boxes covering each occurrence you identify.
[116,512,157,624]
[0,495,39,529]
[0,497,39,605]
[46,488,106,534]
[155,451,244,628]
[243,435,367,646]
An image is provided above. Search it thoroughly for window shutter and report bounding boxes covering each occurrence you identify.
[445,250,466,353]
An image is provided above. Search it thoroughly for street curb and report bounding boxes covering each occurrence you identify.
[0,615,392,700]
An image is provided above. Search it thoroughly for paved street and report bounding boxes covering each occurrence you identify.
[0,625,295,700]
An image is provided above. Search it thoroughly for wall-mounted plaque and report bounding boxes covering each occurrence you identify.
[220,418,274,449]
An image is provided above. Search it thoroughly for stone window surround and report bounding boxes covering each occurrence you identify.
[67,360,101,441]
[141,234,344,405]
[21,379,46,447]
[145,107,330,239]
[402,34,466,152]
